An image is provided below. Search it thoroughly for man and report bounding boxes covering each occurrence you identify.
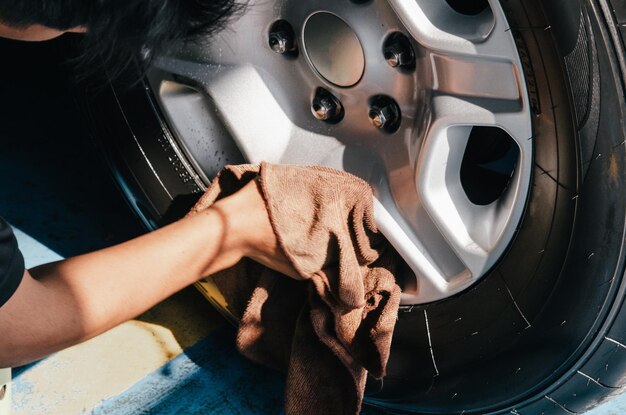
[0,0,296,375]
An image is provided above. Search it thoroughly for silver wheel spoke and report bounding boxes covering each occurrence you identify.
[431,56,522,104]
[388,0,517,60]
[417,120,526,278]
[151,59,347,168]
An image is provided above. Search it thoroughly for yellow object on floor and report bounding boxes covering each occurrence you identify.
[11,288,224,415]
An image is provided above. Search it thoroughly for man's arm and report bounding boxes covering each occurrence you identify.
[0,180,294,368]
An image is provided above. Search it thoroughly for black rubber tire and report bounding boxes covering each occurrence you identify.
[81,0,626,413]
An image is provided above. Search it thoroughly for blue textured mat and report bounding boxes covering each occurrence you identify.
[92,329,285,415]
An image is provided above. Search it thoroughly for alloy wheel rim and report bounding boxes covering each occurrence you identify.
[147,0,533,304]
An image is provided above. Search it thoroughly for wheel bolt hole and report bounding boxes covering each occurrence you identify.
[461,127,520,205]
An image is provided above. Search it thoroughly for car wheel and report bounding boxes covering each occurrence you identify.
[83,0,626,412]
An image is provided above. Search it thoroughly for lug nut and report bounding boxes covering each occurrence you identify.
[369,96,401,132]
[269,21,297,55]
[383,33,415,69]
[369,107,393,128]
[311,88,343,123]
[312,98,335,121]
[384,45,411,68]
[269,31,293,54]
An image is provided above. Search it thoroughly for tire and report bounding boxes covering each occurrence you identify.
[82,0,626,413]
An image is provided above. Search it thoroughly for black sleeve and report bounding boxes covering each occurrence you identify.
[0,217,25,308]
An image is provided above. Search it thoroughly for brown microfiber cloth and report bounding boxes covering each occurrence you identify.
[188,162,402,415]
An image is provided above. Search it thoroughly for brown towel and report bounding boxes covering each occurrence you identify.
[189,162,402,415]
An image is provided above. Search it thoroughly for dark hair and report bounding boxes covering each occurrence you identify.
[0,0,244,80]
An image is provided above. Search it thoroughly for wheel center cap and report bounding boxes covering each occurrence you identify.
[303,12,365,87]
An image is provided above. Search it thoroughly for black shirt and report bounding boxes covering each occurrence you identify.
[0,217,24,307]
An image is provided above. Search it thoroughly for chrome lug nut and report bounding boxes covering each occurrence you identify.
[369,96,401,133]
[311,88,344,123]
[383,32,415,69]
[269,21,297,55]
[384,45,410,68]
[369,107,392,128]
[312,98,335,120]
[269,31,292,54]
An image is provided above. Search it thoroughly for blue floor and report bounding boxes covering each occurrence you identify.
[91,332,286,415]
[0,34,625,414]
